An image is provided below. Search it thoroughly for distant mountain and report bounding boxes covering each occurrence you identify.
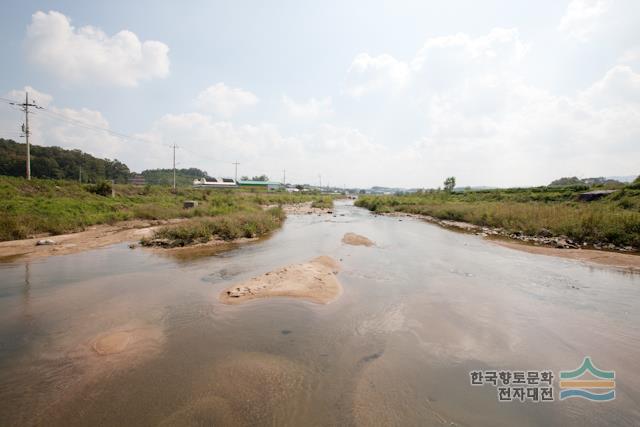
[606,175,636,183]
[549,176,633,186]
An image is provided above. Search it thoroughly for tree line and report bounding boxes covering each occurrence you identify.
[0,138,130,183]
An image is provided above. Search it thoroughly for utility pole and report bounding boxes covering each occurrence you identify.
[14,92,40,180]
[172,143,178,190]
[282,169,286,185]
[233,161,240,182]
[318,174,322,188]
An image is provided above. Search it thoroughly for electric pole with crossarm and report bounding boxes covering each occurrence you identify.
[171,143,179,190]
[233,161,240,182]
[12,92,41,180]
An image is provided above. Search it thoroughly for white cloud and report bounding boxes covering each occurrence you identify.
[346,53,410,97]
[196,83,259,118]
[581,65,640,107]
[618,47,640,66]
[2,87,125,160]
[25,10,169,87]
[343,27,640,186]
[558,0,609,41]
[282,96,333,119]
[411,28,527,83]
[5,86,53,107]
[133,112,397,186]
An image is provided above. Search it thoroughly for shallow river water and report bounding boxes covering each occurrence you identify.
[1,200,639,426]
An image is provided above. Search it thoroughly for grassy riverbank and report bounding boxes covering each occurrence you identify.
[0,176,323,241]
[141,207,285,247]
[311,196,334,209]
[356,186,640,248]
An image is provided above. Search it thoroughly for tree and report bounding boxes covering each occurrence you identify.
[443,176,456,192]
[549,176,583,186]
[251,175,269,181]
[0,138,130,182]
[240,175,249,181]
[140,168,208,186]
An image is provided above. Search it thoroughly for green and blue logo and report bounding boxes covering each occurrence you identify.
[559,357,615,401]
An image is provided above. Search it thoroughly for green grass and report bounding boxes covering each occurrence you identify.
[0,176,323,241]
[311,196,334,209]
[356,186,640,248]
[142,207,285,247]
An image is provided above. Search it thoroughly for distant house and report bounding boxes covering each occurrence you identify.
[578,190,617,202]
[130,174,146,186]
[193,177,237,188]
[238,180,283,191]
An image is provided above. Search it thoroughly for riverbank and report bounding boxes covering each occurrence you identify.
[0,176,331,242]
[0,207,287,261]
[356,187,640,251]
[0,197,339,261]
[383,211,640,271]
[0,218,183,261]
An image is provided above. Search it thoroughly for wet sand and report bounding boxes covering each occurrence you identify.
[220,256,342,304]
[0,202,327,262]
[0,218,187,261]
[342,232,374,247]
[491,239,640,272]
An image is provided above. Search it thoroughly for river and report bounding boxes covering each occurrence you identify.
[0,200,638,426]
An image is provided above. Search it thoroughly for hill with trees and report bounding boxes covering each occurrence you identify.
[140,168,208,186]
[0,138,130,183]
[549,176,623,187]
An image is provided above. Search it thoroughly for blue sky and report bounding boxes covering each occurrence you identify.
[1,0,638,187]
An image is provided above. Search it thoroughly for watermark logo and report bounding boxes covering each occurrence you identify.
[470,357,615,403]
[559,357,615,402]
[470,369,554,402]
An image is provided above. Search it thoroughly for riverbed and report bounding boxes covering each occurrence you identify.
[0,200,638,426]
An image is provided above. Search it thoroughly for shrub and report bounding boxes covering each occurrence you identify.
[86,181,113,197]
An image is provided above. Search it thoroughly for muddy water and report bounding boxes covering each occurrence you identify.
[1,200,639,426]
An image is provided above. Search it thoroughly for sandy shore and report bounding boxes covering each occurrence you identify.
[0,202,331,262]
[342,232,375,247]
[0,219,194,262]
[491,239,640,272]
[219,256,342,304]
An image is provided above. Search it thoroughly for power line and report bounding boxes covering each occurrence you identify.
[34,108,161,147]
[1,98,323,184]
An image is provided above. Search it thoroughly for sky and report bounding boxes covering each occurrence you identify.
[0,0,638,188]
